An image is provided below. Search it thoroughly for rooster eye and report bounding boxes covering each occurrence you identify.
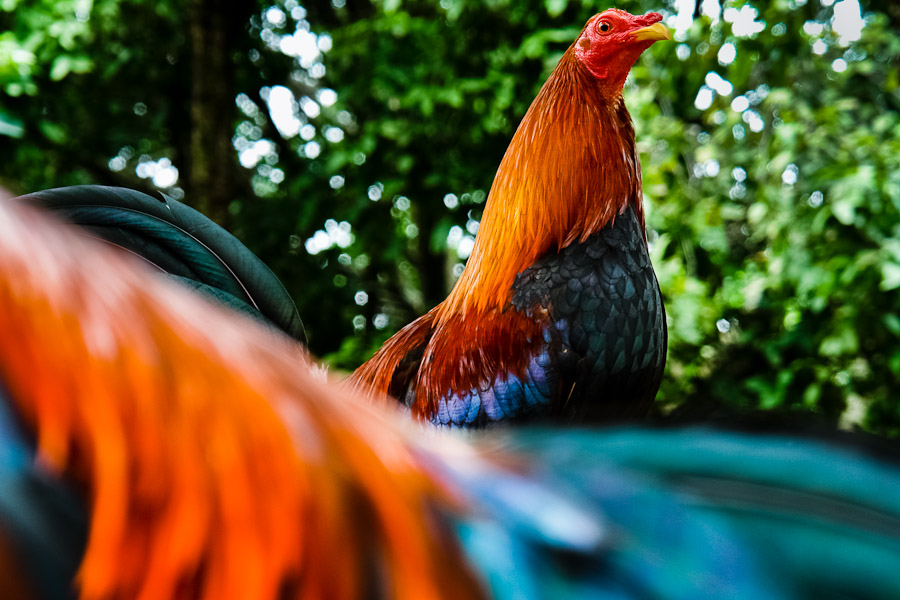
[598,21,611,33]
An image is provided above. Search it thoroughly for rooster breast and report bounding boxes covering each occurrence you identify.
[512,202,667,420]
[429,203,665,427]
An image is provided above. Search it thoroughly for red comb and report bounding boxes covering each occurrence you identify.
[634,12,663,26]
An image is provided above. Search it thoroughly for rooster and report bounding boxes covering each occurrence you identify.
[18,9,669,429]
[353,9,670,427]
[4,198,900,600]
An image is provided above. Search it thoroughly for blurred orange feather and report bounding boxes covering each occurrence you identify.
[0,201,481,599]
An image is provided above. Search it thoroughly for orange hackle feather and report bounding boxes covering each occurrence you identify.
[0,202,482,600]
[354,11,651,418]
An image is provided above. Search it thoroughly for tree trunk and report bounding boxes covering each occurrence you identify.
[187,0,238,225]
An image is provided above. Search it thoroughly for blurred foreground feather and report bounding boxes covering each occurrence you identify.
[1,200,900,599]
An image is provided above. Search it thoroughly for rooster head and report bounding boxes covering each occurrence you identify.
[574,9,670,91]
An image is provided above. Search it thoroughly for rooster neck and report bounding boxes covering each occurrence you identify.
[437,48,643,323]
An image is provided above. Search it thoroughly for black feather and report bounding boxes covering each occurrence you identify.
[512,203,666,420]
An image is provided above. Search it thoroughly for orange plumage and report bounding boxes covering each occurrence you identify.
[0,201,480,599]
[354,10,670,426]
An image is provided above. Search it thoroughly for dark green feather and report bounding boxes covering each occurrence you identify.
[18,186,305,343]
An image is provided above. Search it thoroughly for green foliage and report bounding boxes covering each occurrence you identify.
[2,0,900,432]
[0,0,186,191]
[630,1,900,434]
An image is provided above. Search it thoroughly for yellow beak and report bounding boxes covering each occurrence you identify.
[632,22,672,43]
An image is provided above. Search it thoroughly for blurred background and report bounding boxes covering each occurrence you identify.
[1,0,899,433]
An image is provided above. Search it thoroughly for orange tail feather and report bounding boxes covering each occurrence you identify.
[0,203,481,599]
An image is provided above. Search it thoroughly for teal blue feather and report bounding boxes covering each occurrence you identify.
[491,427,900,599]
